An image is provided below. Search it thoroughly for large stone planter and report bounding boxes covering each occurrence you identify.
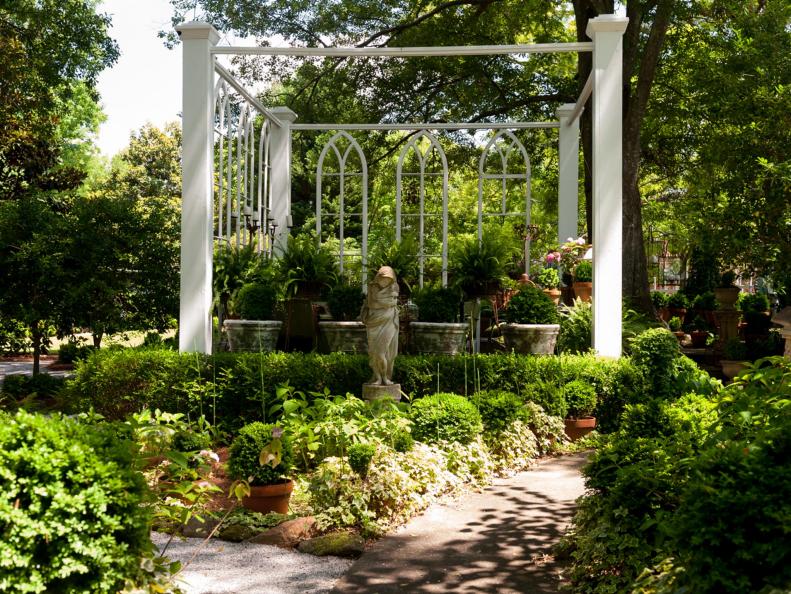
[318,321,368,354]
[501,323,560,355]
[223,320,282,353]
[410,322,468,355]
[714,286,740,310]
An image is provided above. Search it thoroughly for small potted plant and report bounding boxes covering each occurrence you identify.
[720,337,748,381]
[319,282,367,353]
[501,284,561,354]
[714,270,740,310]
[223,282,282,352]
[667,292,689,322]
[563,380,597,441]
[668,316,685,342]
[687,315,711,348]
[536,267,561,305]
[280,234,338,299]
[572,260,593,302]
[651,291,670,321]
[228,422,294,514]
[411,285,466,355]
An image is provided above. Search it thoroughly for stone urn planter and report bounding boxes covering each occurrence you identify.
[501,324,560,355]
[714,286,740,310]
[242,479,294,514]
[410,322,468,355]
[223,320,282,352]
[720,359,747,381]
[564,417,597,441]
[318,321,368,354]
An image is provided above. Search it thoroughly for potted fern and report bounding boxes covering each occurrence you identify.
[318,282,367,353]
[450,235,508,299]
[501,285,561,354]
[410,285,467,355]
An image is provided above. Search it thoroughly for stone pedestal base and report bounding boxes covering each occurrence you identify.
[362,383,402,402]
[714,310,740,344]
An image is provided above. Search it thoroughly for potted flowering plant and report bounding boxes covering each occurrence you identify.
[228,423,294,514]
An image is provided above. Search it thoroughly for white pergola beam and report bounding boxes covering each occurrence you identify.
[212,42,593,57]
[556,103,580,245]
[291,122,558,131]
[177,21,219,354]
[269,106,298,255]
[588,15,628,358]
[214,62,285,127]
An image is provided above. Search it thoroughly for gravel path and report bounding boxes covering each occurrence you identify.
[151,532,353,594]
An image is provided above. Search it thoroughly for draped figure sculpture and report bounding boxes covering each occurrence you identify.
[361,266,399,385]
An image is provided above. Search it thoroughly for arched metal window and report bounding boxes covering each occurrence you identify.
[477,130,532,274]
[395,131,449,287]
[316,131,368,286]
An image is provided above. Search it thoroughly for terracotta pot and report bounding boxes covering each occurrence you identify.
[542,288,562,306]
[668,307,687,324]
[673,330,686,343]
[572,281,592,302]
[690,330,709,348]
[564,417,597,441]
[242,479,294,514]
[658,307,670,322]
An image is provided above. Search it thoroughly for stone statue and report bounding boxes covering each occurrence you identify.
[361,266,399,385]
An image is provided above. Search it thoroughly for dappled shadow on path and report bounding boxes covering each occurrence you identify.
[332,453,587,594]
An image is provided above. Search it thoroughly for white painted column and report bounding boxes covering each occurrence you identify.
[556,103,580,245]
[176,22,219,354]
[587,15,628,358]
[268,107,298,254]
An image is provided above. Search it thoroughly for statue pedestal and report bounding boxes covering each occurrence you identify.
[714,309,741,344]
[362,383,402,402]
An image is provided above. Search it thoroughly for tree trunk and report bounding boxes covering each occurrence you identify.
[93,331,103,349]
[31,322,41,376]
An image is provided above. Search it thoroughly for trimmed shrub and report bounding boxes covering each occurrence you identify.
[504,285,560,324]
[472,390,526,434]
[347,443,377,477]
[1,373,64,400]
[563,379,597,418]
[629,328,680,399]
[392,430,414,453]
[691,291,717,310]
[228,422,293,485]
[413,286,462,323]
[651,291,669,309]
[409,393,483,445]
[327,284,365,321]
[235,282,278,320]
[573,260,592,282]
[0,410,151,592]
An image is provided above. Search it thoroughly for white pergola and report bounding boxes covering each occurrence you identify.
[177,16,628,357]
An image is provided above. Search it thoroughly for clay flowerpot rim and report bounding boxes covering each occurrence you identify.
[248,478,294,495]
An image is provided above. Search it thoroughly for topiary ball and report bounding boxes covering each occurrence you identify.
[347,442,377,477]
[563,380,598,418]
[235,282,278,320]
[409,393,483,445]
[505,285,560,324]
[472,390,526,435]
[0,410,151,592]
[228,422,293,485]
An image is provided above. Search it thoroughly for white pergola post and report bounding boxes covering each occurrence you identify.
[177,22,219,354]
[269,107,298,253]
[587,15,628,358]
[557,103,580,245]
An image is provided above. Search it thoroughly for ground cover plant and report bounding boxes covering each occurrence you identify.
[561,356,791,594]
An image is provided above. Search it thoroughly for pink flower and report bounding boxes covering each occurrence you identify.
[546,253,556,263]
[576,237,586,245]
[272,426,284,439]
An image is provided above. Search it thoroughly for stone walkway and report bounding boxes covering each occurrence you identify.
[332,452,588,594]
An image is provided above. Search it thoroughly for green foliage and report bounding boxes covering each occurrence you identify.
[235,282,278,320]
[573,260,592,283]
[667,316,682,332]
[450,234,508,295]
[0,319,29,355]
[484,419,539,474]
[281,234,338,295]
[368,236,419,293]
[57,338,94,364]
[0,410,151,592]
[347,443,377,477]
[650,291,669,309]
[392,429,414,453]
[719,270,737,288]
[691,291,717,310]
[413,285,461,323]
[629,328,680,399]
[521,401,566,453]
[171,429,211,453]
[666,292,689,309]
[504,285,560,324]
[472,390,526,435]
[327,283,364,321]
[228,422,293,485]
[213,244,261,319]
[722,338,747,361]
[563,380,597,419]
[536,267,560,289]
[1,373,64,401]
[737,291,770,314]
[557,298,593,354]
[409,393,483,445]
